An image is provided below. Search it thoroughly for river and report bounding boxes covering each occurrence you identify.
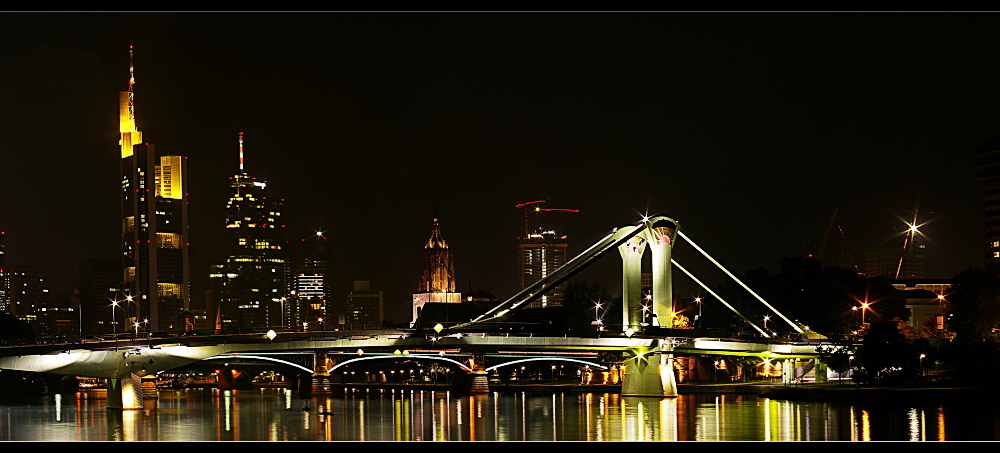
[0,388,996,441]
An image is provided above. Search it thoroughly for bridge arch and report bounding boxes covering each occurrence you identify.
[485,357,607,372]
[327,354,472,373]
[202,355,314,373]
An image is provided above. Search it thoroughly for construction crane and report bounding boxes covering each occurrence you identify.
[515,200,579,237]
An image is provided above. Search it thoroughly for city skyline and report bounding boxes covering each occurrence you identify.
[0,13,992,323]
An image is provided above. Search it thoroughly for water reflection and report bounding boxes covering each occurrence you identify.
[0,388,995,440]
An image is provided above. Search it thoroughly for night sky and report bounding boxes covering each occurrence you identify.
[0,13,991,323]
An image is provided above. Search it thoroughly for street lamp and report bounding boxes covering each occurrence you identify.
[694,297,703,326]
[763,314,771,331]
[109,300,121,335]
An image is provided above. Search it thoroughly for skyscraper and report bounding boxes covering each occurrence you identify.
[119,46,189,332]
[975,136,1000,273]
[210,133,285,329]
[0,231,7,314]
[517,229,568,308]
[288,233,332,329]
[347,280,383,327]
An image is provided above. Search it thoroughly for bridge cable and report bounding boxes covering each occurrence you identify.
[676,230,804,334]
[455,225,644,329]
[671,260,768,337]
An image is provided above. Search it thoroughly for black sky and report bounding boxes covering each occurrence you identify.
[0,12,990,322]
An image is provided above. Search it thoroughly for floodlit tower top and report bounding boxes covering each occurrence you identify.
[238,132,245,173]
[128,45,135,121]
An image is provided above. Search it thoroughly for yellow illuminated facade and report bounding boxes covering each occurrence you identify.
[156,155,184,199]
[118,47,189,332]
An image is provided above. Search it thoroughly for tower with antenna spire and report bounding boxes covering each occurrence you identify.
[118,45,189,333]
[209,132,286,330]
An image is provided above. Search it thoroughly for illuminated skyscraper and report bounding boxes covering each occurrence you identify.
[517,229,568,308]
[0,231,6,314]
[210,133,285,329]
[288,233,332,328]
[119,46,189,331]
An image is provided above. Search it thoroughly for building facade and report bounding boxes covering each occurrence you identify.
[347,280,383,327]
[210,133,286,330]
[0,231,6,314]
[974,136,1000,273]
[79,258,123,336]
[517,229,568,308]
[287,234,333,329]
[119,48,190,332]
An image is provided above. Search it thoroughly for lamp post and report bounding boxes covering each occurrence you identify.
[110,300,120,336]
[694,296,703,327]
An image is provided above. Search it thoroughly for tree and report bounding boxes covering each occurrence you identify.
[0,312,34,342]
[561,281,611,332]
[854,320,918,384]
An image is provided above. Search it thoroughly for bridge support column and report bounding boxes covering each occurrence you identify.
[618,235,646,332]
[455,353,489,394]
[814,359,828,384]
[622,342,677,397]
[311,350,332,396]
[781,360,802,385]
[106,374,143,410]
[141,375,158,400]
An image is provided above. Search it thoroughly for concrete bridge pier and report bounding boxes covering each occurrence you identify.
[621,341,678,397]
[454,353,489,394]
[814,359,828,384]
[106,373,144,410]
[310,350,332,397]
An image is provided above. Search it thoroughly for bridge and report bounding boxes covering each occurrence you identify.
[0,216,848,409]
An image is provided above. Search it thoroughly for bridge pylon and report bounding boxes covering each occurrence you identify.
[643,217,679,330]
[617,227,646,332]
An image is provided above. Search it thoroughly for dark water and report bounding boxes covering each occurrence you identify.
[0,388,996,441]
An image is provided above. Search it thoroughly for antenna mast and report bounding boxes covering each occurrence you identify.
[128,45,135,121]
[238,132,245,173]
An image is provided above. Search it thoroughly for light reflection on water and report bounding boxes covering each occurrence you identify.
[0,388,995,441]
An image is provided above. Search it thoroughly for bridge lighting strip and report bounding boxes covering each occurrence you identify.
[495,351,598,356]
[672,259,769,337]
[327,354,472,373]
[676,230,803,334]
[202,355,313,373]
[484,357,607,372]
